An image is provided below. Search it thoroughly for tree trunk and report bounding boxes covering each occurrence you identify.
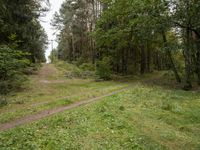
[140,44,146,74]
[183,28,192,90]
[162,31,181,83]
[196,50,200,85]
[146,42,151,72]
[71,35,75,61]
[194,36,200,85]
[124,49,128,74]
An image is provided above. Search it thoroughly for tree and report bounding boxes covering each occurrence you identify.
[0,45,30,104]
[52,0,103,63]
[0,0,49,101]
[171,0,200,89]
[0,0,48,63]
[54,0,200,89]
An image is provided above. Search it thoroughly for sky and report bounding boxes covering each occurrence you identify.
[40,0,65,62]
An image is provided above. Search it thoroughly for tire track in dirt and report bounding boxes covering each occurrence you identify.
[30,84,128,107]
[0,86,132,132]
[1,84,128,114]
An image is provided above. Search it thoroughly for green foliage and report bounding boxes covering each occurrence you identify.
[53,0,99,63]
[0,0,48,63]
[49,49,58,63]
[96,57,112,80]
[54,61,95,79]
[0,45,30,97]
[51,0,200,88]
[79,63,95,71]
[24,63,42,75]
[0,0,48,104]
[0,97,7,106]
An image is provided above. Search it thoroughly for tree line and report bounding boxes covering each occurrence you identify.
[0,0,48,101]
[53,0,200,90]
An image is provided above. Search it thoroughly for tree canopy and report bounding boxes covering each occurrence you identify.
[0,0,49,97]
[52,0,200,89]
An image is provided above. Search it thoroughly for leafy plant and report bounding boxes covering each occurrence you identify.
[79,63,95,71]
[0,45,30,102]
[96,57,112,80]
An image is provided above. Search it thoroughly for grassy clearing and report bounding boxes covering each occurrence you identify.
[0,82,129,124]
[1,62,199,149]
[1,84,200,149]
[0,62,131,123]
[0,62,159,124]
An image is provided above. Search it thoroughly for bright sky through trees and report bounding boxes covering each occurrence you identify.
[40,0,64,62]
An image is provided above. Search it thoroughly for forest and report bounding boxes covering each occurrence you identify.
[0,0,200,149]
[0,0,48,102]
[51,0,200,90]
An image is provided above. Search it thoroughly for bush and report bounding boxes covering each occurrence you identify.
[79,63,95,71]
[56,61,76,72]
[0,45,29,97]
[23,63,41,75]
[0,96,7,106]
[96,57,112,80]
[68,68,82,78]
[81,71,95,79]
[65,68,95,79]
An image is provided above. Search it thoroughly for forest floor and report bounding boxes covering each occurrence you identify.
[0,63,200,149]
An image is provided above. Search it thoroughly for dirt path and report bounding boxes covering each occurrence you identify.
[38,63,59,79]
[0,63,163,132]
[30,85,128,107]
[38,63,66,83]
[0,86,132,132]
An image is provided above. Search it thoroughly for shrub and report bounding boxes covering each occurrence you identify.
[70,68,82,78]
[79,63,95,71]
[23,63,41,75]
[0,96,7,106]
[96,57,112,80]
[0,45,29,98]
[65,69,95,79]
[81,71,95,79]
[56,61,76,72]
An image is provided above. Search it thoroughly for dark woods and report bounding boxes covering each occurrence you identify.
[0,0,48,99]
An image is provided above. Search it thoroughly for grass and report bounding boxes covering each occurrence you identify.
[0,62,133,123]
[1,62,200,149]
[0,62,157,124]
[0,82,129,123]
[0,66,129,123]
[0,84,200,149]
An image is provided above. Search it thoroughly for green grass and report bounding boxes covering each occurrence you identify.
[1,84,200,149]
[0,82,129,123]
[1,62,156,124]
[0,62,132,123]
[1,63,199,149]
